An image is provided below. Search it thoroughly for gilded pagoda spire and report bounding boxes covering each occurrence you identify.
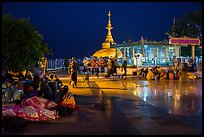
[104,11,115,46]
[92,11,122,58]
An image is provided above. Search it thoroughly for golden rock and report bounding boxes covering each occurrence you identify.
[92,11,123,58]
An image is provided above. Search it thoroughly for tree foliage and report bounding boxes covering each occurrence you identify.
[175,10,202,38]
[2,14,52,73]
[166,10,202,57]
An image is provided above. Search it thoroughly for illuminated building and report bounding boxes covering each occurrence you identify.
[93,11,201,66]
[113,40,180,66]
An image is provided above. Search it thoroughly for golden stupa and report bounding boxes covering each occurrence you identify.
[92,11,122,58]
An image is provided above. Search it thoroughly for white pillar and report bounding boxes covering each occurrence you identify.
[192,45,195,63]
[174,46,179,57]
[165,46,169,65]
[154,47,157,66]
[124,48,126,58]
[192,45,195,58]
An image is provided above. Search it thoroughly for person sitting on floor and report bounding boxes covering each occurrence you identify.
[146,69,155,80]
[37,75,53,100]
[160,70,168,80]
[2,79,21,103]
[53,85,79,116]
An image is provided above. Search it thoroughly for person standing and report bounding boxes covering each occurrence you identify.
[95,58,100,77]
[122,57,127,80]
[99,58,105,75]
[90,57,96,75]
[105,59,112,78]
[83,57,89,74]
[112,57,119,77]
[40,57,47,75]
[33,62,43,87]
[69,57,78,88]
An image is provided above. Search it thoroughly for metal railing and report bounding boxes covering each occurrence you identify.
[47,59,65,70]
[46,57,202,71]
[46,58,83,71]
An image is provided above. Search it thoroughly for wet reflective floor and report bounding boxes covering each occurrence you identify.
[89,77,202,135]
[88,77,202,135]
[61,70,202,134]
[119,79,202,118]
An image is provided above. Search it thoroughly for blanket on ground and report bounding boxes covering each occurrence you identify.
[2,96,59,121]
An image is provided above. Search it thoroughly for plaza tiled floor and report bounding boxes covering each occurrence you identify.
[2,70,202,135]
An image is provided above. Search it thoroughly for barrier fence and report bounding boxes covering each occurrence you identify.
[46,57,202,71]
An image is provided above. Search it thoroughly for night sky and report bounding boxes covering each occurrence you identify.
[2,2,202,59]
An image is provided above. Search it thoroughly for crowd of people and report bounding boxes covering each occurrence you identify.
[67,56,123,88]
[2,56,202,122]
[67,56,202,83]
[2,62,78,122]
[136,66,182,80]
[134,59,202,80]
[82,56,122,78]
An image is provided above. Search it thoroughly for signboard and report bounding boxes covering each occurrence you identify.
[169,37,200,45]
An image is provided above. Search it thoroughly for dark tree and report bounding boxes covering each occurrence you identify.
[2,14,52,73]
[165,10,202,57]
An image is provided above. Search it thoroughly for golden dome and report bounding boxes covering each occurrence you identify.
[92,48,123,58]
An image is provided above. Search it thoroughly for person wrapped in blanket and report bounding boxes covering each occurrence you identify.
[186,71,202,79]
[2,85,78,121]
[53,85,79,116]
